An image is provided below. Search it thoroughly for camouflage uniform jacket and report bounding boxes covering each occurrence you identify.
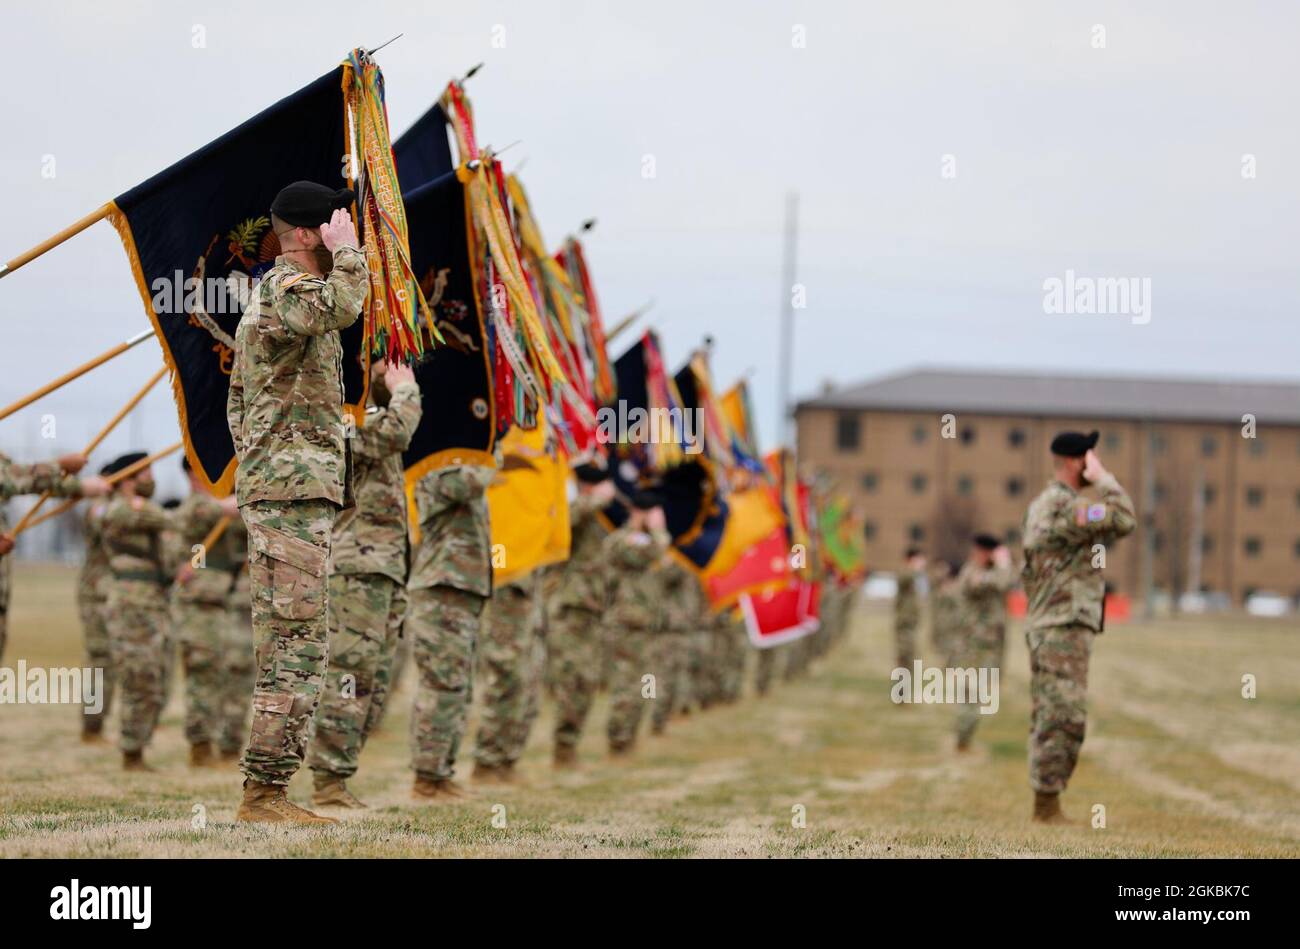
[550,492,611,613]
[79,500,112,604]
[1021,474,1136,634]
[603,526,671,632]
[408,465,493,596]
[931,578,962,645]
[658,555,702,634]
[895,568,921,627]
[226,246,369,507]
[956,560,1017,645]
[330,380,422,582]
[171,493,241,605]
[0,453,81,533]
[101,496,170,588]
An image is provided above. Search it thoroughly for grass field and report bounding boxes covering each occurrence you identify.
[2,562,1297,858]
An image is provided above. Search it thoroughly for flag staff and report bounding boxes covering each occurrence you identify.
[777,191,799,446]
[0,203,114,281]
[0,328,156,424]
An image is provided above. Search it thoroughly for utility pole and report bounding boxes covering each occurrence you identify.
[1140,422,1157,619]
[777,191,799,448]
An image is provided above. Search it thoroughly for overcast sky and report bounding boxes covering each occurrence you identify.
[3,0,1297,499]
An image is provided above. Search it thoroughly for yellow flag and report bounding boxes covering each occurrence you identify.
[487,419,571,585]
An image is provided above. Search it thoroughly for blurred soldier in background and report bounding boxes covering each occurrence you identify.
[893,548,926,672]
[1021,432,1135,823]
[308,360,421,808]
[546,463,614,768]
[408,463,494,800]
[650,557,699,736]
[218,519,254,763]
[928,561,962,664]
[78,464,117,742]
[953,535,1016,752]
[472,570,541,784]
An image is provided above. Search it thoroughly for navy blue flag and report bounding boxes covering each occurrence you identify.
[401,169,497,484]
[108,67,361,496]
[393,104,455,193]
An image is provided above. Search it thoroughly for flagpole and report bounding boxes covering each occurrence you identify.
[9,366,168,534]
[777,191,799,447]
[0,328,155,423]
[0,203,113,281]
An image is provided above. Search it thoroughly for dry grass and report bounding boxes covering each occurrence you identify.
[2,563,1297,858]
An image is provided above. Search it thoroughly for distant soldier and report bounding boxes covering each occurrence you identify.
[650,557,700,736]
[226,183,367,824]
[0,450,106,660]
[306,360,421,809]
[605,489,670,757]
[893,548,925,671]
[407,463,494,800]
[953,535,1017,751]
[100,452,170,770]
[755,639,782,695]
[78,467,117,742]
[547,463,614,768]
[472,570,541,784]
[928,561,962,663]
[1021,431,1135,823]
[717,606,748,702]
[170,457,242,767]
[218,519,254,762]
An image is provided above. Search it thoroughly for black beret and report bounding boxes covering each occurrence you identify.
[270,181,355,228]
[1050,430,1099,458]
[972,533,1001,550]
[161,498,182,510]
[630,488,665,511]
[574,463,610,484]
[102,451,148,476]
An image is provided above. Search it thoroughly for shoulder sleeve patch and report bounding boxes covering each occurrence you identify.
[279,272,314,292]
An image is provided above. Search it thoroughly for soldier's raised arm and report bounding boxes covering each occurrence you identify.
[226,351,246,460]
[1049,452,1137,546]
[353,363,422,460]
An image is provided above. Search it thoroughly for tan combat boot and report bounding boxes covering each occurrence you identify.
[1032,791,1069,824]
[412,776,472,801]
[236,780,339,825]
[122,750,154,772]
[472,762,512,785]
[189,742,214,768]
[553,744,578,769]
[219,748,241,764]
[312,776,368,809]
[81,727,105,745]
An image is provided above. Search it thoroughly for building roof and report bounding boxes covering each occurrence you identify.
[796,367,1300,425]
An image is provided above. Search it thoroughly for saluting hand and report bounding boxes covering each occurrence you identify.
[1082,449,1108,484]
[319,208,359,253]
[58,453,88,475]
[384,362,416,390]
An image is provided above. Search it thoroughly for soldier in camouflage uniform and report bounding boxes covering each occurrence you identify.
[952,535,1017,751]
[604,489,670,756]
[893,548,925,671]
[472,570,541,782]
[408,463,494,799]
[78,471,117,741]
[219,520,254,762]
[1021,431,1135,823]
[650,556,700,735]
[100,453,171,770]
[546,464,614,767]
[717,608,748,702]
[306,362,421,807]
[170,457,243,767]
[928,561,962,663]
[755,639,782,695]
[226,185,367,824]
[0,450,104,660]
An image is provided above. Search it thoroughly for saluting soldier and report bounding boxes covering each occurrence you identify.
[226,181,368,824]
[307,359,422,809]
[952,535,1016,751]
[1021,431,1135,823]
[928,561,962,663]
[893,547,925,673]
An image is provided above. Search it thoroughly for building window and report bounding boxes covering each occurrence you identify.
[1104,431,1121,451]
[863,521,877,541]
[1294,489,1300,510]
[908,523,926,543]
[1153,481,1167,503]
[1248,438,1265,457]
[1201,435,1218,457]
[1008,428,1026,448]
[956,475,973,496]
[959,425,977,446]
[1204,484,1217,505]
[835,412,860,452]
[1201,535,1214,555]
[1151,431,1167,455]
[911,424,927,444]
[1004,527,1020,545]
[1152,531,1165,554]
[1005,476,1024,498]
[1245,486,1264,508]
[861,471,878,492]
[1244,537,1262,558]
[1294,539,1300,560]
[910,473,928,495]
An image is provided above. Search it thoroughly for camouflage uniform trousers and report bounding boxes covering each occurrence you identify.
[607,628,651,750]
[755,643,782,695]
[474,583,538,768]
[715,618,747,701]
[955,629,1004,746]
[0,551,9,661]
[375,628,413,729]
[1026,623,1093,793]
[687,629,714,708]
[547,606,602,750]
[307,573,408,780]
[104,580,168,754]
[78,594,115,735]
[649,632,688,732]
[894,618,918,672]
[172,598,227,747]
[409,585,485,781]
[219,597,255,756]
[241,500,335,787]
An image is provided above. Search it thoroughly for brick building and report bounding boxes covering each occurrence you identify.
[795,368,1300,605]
